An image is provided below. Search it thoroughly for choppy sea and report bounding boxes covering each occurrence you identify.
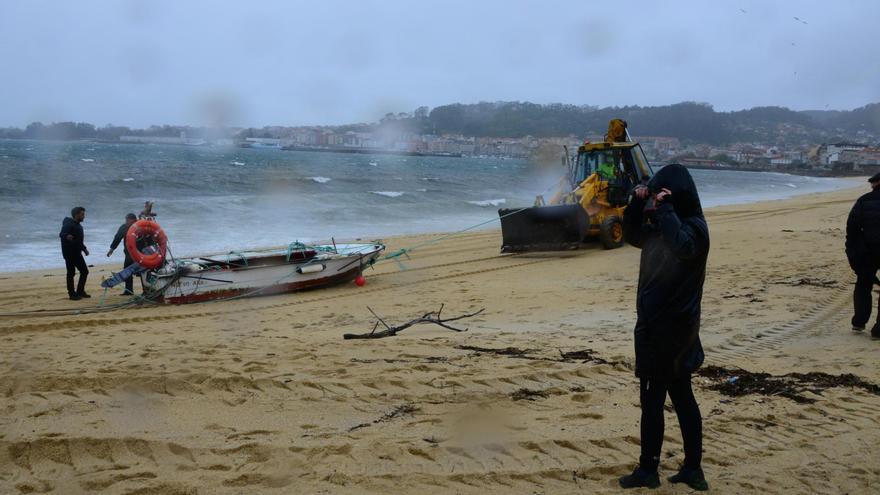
[0,139,858,272]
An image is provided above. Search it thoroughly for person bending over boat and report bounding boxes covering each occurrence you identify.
[618,164,710,491]
[60,206,90,300]
[107,213,138,295]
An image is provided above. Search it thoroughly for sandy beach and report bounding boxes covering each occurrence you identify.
[1,186,879,494]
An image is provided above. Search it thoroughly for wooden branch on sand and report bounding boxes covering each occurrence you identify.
[343,304,485,340]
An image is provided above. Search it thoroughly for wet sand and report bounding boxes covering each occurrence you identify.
[1,186,878,494]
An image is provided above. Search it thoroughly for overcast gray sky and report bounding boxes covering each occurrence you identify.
[1,0,877,128]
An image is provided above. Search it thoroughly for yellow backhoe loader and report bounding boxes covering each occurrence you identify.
[499,119,654,252]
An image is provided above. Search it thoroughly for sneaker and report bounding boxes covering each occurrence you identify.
[852,325,865,332]
[120,291,134,296]
[77,292,92,298]
[872,324,880,340]
[619,466,660,489]
[68,294,81,301]
[668,466,709,491]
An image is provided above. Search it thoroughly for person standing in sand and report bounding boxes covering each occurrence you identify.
[618,164,710,491]
[139,200,157,220]
[107,213,138,296]
[59,206,91,300]
[845,172,880,339]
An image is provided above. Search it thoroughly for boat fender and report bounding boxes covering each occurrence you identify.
[297,263,326,274]
[125,220,168,270]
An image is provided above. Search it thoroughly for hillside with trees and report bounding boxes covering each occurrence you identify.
[418,101,880,145]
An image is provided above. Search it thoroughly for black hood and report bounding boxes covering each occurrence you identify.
[648,164,703,218]
[63,217,77,226]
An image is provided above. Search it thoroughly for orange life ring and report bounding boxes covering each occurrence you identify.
[125,220,168,269]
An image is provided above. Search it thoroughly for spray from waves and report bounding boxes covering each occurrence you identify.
[371,191,405,198]
[309,176,332,184]
[467,198,506,207]
[81,158,95,162]
[122,177,135,182]
[230,161,246,166]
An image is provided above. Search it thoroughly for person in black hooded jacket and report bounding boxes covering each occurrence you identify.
[845,173,880,337]
[617,164,710,491]
[59,206,90,300]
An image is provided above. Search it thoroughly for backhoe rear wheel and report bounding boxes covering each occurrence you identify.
[599,216,624,249]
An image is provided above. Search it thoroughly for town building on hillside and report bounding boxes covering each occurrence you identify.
[814,142,869,166]
[839,147,880,166]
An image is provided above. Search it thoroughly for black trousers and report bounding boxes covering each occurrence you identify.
[639,375,702,471]
[64,253,88,296]
[122,254,135,294]
[852,268,879,328]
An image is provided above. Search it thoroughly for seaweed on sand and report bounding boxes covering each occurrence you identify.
[697,365,880,404]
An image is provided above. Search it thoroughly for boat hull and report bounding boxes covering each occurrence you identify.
[143,244,383,304]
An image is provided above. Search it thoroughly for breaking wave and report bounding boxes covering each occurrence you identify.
[371,191,405,198]
[467,198,506,207]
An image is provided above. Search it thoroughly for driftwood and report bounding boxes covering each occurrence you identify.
[343,304,485,340]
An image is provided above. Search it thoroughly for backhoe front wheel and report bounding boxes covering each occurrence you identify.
[599,216,624,249]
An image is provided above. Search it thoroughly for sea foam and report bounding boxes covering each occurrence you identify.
[468,198,506,207]
[371,191,405,198]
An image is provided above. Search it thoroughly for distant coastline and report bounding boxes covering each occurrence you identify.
[279,145,462,158]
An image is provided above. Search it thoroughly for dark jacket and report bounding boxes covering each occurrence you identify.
[623,164,709,379]
[111,222,132,257]
[845,188,880,272]
[59,217,87,258]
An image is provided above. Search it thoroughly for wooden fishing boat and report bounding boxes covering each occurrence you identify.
[140,242,384,304]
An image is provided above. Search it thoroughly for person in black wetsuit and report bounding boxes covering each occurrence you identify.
[107,213,138,295]
[845,172,880,338]
[618,164,710,491]
[59,206,90,300]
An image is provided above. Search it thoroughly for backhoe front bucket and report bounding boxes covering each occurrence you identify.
[498,204,589,253]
